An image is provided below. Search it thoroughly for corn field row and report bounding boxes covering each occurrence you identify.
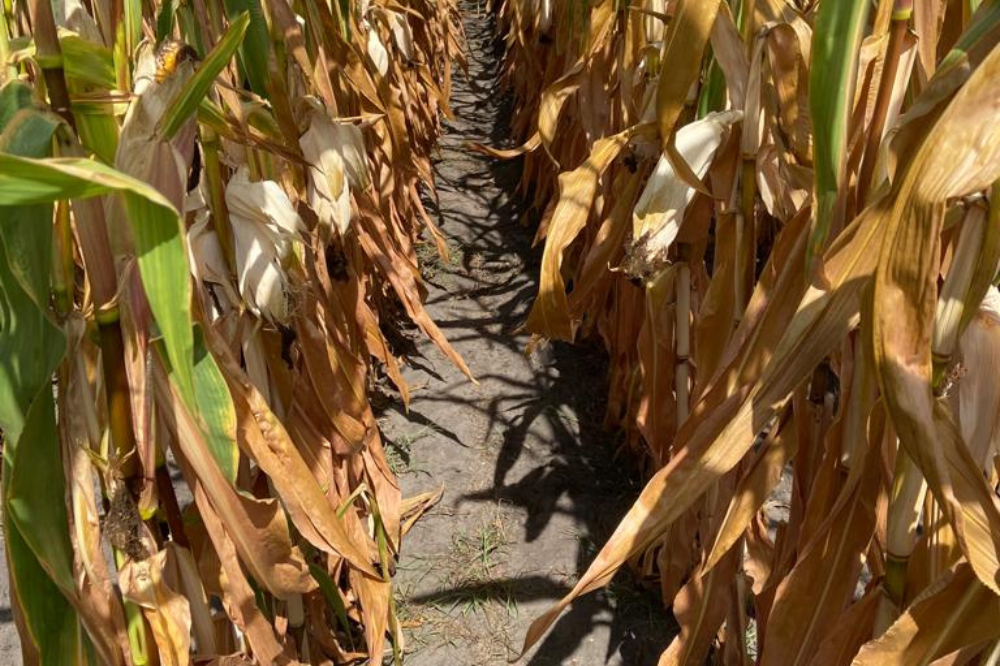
[489,0,1000,663]
[0,0,468,663]
[4,0,1000,664]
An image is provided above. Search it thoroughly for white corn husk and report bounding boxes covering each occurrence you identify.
[186,180,239,317]
[115,41,196,212]
[632,110,742,264]
[187,211,240,319]
[225,167,305,323]
[299,100,370,237]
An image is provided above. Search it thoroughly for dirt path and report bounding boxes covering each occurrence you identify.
[379,5,674,665]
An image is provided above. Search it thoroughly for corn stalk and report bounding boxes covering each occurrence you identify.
[490,0,1000,662]
[0,0,466,663]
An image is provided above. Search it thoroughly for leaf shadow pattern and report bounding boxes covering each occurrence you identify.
[381,3,679,664]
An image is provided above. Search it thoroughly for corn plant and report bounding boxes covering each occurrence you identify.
[491,0,1000,662]
[0,0,465,663]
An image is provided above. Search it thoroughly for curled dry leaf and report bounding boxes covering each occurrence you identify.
[120,549,192,666]
[387,11,416,61]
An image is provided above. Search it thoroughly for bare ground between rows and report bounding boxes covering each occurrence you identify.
[377,5,676,665]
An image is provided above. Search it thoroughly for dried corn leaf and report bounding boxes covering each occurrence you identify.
[871,45,1000,594]
[855,565,1000,665]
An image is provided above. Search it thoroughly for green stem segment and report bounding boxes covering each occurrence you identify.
[200,125,237,272]
[114,548,150,666]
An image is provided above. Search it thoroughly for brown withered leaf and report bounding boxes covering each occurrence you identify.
[202,320,380,577]
[705,409,795,571]
[653,0,722,148]
[191,479,293,665]
[526,125,651,340]
[658,537,742,665]
[809,585,885,666]
[154,358,317,600]
[355,191,476,381]
[120,549,192,666]
[855,565,1000,665]
[871,45,1000,595]
[400,486,444,538]
[759,446,880,665]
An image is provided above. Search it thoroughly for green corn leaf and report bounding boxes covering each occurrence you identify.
[124,0,142,62]
[192,328,240,483]
[55,34,119,163]
[696,58,726,119]
[61,33,115,89]
[2,34,118,164]
[2,503,79,665]
[0,153,196,405]
[156,0,178,42]
[0,81,78,666]
[163,327,240,484]
[221,0,271,98]
[8,34,115,89]
[0,83,34,128]
[309,563,355,640]
[808,0,871,264]
[158,11,251,139]
[71,97,119,165]
[0,113,63,299]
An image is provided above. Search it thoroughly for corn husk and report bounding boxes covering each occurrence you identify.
[630,110,741,275]
[224,167,305,323]
[300,102,370,238]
